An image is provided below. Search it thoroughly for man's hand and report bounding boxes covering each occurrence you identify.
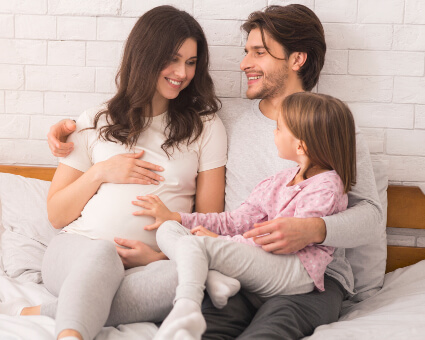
[47,119,76,157]
[191,225,219,238]
[243,217,326,254]
[132,195,181,230]
[114,237,167,268]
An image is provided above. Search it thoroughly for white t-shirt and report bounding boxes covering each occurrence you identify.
[60,107,227,250]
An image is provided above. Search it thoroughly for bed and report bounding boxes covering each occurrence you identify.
[1,165,425,339]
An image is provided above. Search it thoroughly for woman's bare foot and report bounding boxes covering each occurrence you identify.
[20,305,41,316]
[58,329,83,340]
[0,298,32,316]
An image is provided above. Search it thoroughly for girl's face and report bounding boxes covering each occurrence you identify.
[155,38,198,103]
[274,114,301,161]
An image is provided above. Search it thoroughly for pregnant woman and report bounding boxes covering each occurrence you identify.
[14,6,227,340]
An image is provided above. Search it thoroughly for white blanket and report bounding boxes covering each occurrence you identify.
[308,260,425,339]
[2,261,425,339]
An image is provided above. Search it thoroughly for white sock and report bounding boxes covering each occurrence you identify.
[59,337,80,340]
[206,270,241,309]
[173,329,197,340]
[0,297,30,316]
[154,299,206,340]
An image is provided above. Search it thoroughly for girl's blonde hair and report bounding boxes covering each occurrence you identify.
[281,92,356,193]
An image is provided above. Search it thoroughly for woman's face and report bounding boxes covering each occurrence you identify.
[155,38,198,103]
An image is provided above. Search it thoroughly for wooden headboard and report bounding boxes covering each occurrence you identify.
[1,165,424,273]
[0,165,56,181]
[386,186,425,272]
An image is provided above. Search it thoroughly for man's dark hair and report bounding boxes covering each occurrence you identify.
[242,4,326,91]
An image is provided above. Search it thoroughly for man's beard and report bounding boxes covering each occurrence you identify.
[246,65,288,100]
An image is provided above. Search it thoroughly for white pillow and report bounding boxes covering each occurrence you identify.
[0,173,58,282]
[347,158,388,302]
[0,198,3,271]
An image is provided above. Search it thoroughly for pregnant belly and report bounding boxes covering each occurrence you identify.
[66,183,192,251]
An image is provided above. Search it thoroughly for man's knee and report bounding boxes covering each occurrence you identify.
[202,291,256,340]
[239,278,345,340]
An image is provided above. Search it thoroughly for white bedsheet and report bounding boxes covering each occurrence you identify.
[2,261,425,340]
[308,260,425,339]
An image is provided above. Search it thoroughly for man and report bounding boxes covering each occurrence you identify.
[48,5,384,339]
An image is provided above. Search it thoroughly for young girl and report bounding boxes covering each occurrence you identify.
[134,92,357,340]
[2,6,227,340]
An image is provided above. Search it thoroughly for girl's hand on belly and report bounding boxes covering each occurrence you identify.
[114,237,167,268]
[132,195,182,230]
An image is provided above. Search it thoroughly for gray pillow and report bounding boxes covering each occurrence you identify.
[0,173,59,283]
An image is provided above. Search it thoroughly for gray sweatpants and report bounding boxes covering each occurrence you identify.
[41,233,178,340]
[156,221,315,307]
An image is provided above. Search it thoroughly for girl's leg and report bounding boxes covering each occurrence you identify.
[155,236,314,340]
[155,220,193,259]
[176,236,314,299]
[41,233,124,340]
[157,221,240,309]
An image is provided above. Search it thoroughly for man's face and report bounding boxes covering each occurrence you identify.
[240,28,289,100]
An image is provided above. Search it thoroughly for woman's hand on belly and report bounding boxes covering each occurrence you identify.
[96,151,164,185]
[114,237,167,268]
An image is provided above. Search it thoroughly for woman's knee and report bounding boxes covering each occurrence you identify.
[88,240,124,276]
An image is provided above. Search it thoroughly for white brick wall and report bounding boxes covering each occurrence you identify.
[48,0,121,16]
[122,0,194,16]
[358,0,404,24]
[0,0,47,15]
[315,0,357,23]
[0,14,14,38]
[25,66,95,92]
[15,15,56,39]
[1,2,425,240]
[57,16,96,40]
[6,91,44,114]
[48,41,86,66]
[0,91,4,113]
[416,105,425,129]
[0,65,24,89]
[0,39,46,65]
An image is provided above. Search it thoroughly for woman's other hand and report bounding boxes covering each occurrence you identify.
[132,195,181,230]
[96,151,164,185]
[47,119,76,157]
[191,225,218,238]
[114,237,167,268]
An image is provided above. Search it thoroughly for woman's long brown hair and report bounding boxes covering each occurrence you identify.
[91,6,220,155]
[281,92,357,193]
